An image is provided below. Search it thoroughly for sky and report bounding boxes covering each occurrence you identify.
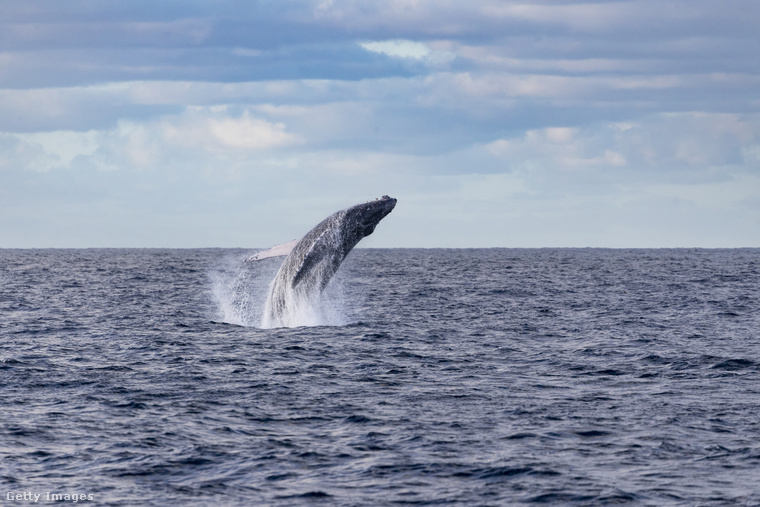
[1,0,759,248]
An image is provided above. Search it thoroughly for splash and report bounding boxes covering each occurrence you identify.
[209,254,270,327]
[261,274,347,329]
[209,252,348,328]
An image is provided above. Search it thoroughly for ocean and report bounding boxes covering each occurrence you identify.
[1,248,759,505]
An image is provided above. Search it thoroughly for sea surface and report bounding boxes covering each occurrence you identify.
[1,248,759,506]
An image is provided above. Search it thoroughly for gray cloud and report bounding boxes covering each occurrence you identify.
[2,0,757,84]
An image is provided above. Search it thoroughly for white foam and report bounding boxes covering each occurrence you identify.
[260,274,347,329]
[209,252,348,329]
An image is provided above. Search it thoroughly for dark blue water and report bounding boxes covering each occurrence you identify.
[1,248,759,505]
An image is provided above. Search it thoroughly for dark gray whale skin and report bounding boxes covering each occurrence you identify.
[264,195,397,327]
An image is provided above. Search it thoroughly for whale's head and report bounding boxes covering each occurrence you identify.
[344,195,397,243]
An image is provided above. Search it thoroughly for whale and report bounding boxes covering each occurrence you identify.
[262,195,397,328]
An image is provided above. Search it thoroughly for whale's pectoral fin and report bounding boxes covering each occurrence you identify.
[245,239,298,262]
[291,230,331,289]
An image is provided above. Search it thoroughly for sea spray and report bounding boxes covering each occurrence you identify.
[209,253,277,326]
[209,251,348,328]
[260,272,347,329]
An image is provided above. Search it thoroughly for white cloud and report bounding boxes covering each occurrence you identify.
[162,109,298,152]
[11,130,99,171]
[1,106,300,178]
[113,122,161,169]
[360,40,430,60]
[360,39,456,68]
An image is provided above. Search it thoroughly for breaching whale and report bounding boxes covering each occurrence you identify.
[261,195,397,328]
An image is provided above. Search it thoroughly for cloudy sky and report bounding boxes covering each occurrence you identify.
[1,0,759,248]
